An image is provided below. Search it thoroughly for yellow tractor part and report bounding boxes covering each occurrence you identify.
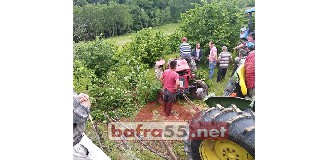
[237,64,247,96]
[199,139,254,160]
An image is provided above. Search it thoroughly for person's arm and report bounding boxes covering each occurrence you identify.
[208,49,212,61]
[199,49,203,60]
[234,44,244,50]
[218,52,221,61]
[214,51,218,61]
[175,74,180,90]
[160,73,164,85]
[73,93,90,124]
[191,49,195,58]
[179,44,183,56]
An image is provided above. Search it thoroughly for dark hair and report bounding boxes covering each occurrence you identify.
[239,49,247,57]
[169,60,177,69]
[248,32,255,40]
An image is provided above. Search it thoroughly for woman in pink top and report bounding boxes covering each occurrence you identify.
[208,41,217,79]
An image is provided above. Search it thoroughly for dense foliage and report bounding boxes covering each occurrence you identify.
[73,38,118,78]
[167,28,184,53]
[73,0,255,121]
[73,38,162,120]
[179,0,246,57]
[74,2,133,42]
[73,0,203,41]
[126,28,170,66]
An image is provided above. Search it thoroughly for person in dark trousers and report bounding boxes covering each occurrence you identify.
[191,43,203,68]
[160,60,180,116]
[217,46,232,82]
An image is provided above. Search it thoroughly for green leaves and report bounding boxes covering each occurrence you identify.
[73,0,254,121]
[127,28,169,66]
[74,32,163,121]
[180,0,245,55]
[73,0,205,41]
[73,3,133,41]
[74,39,117,78]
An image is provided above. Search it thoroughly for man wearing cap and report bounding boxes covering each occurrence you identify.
[73,93,111,160]
[217,46,232,82]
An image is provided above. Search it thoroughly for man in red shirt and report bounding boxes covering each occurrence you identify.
[160,60,180,116]
[245,50,255,98]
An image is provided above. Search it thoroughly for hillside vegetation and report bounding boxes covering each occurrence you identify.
[73,0,255,159]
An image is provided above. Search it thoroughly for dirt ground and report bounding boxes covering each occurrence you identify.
[134,100,201,122]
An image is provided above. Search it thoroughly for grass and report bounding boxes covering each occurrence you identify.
[105,23,181,46]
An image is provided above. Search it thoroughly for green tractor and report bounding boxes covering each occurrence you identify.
[184,96,255,160]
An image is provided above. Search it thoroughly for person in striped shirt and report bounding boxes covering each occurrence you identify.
[217,46,232,82]
[179,37,192,64]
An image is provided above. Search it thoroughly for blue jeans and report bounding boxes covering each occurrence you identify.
[209,61,216,79]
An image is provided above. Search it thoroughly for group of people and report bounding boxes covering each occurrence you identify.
[159,34,255,117]
[73,31,255,160]
[179,37,234,83]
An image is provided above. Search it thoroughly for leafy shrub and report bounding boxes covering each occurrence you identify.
[195,68,209,81]
[73,40,162,120]
[89,82,136,120]
[74,39,118,78]
[167,28,184,53]
[180,0,245,57]
[73,59,96,93]
[136,70,162,105]
[127,28,169,66]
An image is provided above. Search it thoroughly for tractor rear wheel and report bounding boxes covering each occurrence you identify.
[184,105,255,160]
[191,80,208,100]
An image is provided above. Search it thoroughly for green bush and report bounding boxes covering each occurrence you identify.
[136,70,162,105]
[73,38,163,120]
[73,59,97,93]
[167,28,184,53]
[127,28,169,66]
[74,39,118,78]
[180,0,245,57]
